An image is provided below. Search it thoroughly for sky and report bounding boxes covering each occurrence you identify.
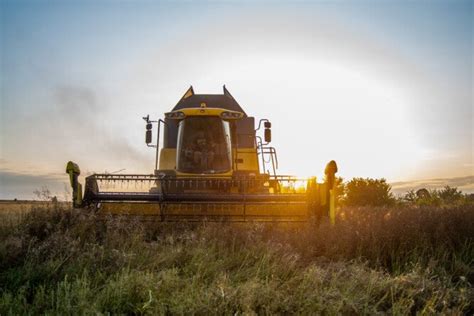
[0,0,473,199]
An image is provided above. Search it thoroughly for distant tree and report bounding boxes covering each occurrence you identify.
[344,178,395,207]
[333,176,345,198]
[403,186,466,206]
[402,188,437,206]
[436,186,463,204]
[403,189,417,203]
[33,186,52,201]
[403,188,430,202]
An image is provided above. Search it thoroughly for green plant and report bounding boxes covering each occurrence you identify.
[402,186,469,207]
[343,178,395,207]
[436,186,464,204]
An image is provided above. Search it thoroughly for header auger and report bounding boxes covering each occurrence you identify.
[66,86,338,222]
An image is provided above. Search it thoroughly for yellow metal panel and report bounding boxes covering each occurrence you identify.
[244,203,308,216]
[99,203,160,216]
[76,183,83,206]
[96,202,310,222]
[158,148,176,170]
[329,189,336,225]
[175,170,234,177]
[320,183,327,206]
[234,148,259,172]
[66,161,81,174]
[162,203,244,216]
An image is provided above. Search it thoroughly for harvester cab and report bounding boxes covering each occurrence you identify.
[67,86,338,222]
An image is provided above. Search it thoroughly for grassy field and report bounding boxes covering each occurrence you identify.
[0,202,473,314]
[0,201,56,228]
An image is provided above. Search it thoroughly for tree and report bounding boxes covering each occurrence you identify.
[402,186,465,206]
[33,186,52,201]
[344,178,395,207]
[436,186,463,204]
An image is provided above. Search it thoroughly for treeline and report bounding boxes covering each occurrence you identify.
[335,177,472,207]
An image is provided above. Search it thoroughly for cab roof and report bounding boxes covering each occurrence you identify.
[172,85,247,117]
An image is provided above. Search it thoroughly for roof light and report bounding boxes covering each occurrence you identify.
[220,111,243,119]
[165,111,185,119]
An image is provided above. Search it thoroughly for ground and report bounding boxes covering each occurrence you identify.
[0,201,473,314]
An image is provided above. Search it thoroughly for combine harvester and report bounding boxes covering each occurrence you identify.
[67,86,338,222]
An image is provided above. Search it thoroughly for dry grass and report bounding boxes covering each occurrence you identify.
[0,203,473,314]
[0,201,52,228]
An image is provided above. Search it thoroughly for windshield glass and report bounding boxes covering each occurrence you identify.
[176,116,232,174]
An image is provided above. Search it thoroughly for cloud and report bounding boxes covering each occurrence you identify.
[10,84,151,174]
[390,175,474,195]
[53,85,147,166]
[56,85,97,114]
[0,170,69,200]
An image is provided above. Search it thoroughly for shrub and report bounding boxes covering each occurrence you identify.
[403,186,469,206]
[343,178,395,207]
[437,186,464,204]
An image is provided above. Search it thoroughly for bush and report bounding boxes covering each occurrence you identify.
[343,178,395,207]
[403,186,468,206]
[437,186,464,204]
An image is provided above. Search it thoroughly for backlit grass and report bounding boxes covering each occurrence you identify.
[0,204,472,314]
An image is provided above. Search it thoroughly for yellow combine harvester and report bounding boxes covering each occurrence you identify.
[66,86,338,222]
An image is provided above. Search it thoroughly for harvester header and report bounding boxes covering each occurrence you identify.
[67,86,338,222]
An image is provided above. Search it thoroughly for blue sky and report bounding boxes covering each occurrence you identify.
[1,0,472,199]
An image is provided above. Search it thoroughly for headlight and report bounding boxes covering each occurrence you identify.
[165,111,185,119]
[221,111,243,119]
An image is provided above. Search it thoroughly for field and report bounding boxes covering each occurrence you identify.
[0,202,473,315]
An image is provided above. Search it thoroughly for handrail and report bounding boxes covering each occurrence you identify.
[155,119,168,171]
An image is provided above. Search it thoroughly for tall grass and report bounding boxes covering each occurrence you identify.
[0,204,472,314]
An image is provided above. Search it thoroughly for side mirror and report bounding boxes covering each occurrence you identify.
[264,128,271,143]
[146,130,152,144]
[145,122,153,144]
